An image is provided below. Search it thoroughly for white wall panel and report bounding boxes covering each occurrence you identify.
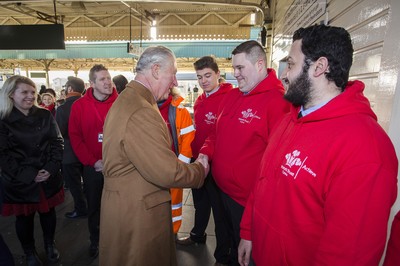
[346,13,388,50]
[351,47,382,76]
[328,0,390,27]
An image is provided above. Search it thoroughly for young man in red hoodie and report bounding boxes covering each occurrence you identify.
[176,56,232,265]
[238,24,398,266]
[199,42,290,265]
[69,64,118,258]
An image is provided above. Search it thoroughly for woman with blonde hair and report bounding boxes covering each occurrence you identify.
[0,75,64,266]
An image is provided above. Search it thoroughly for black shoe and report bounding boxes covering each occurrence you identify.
[44,240,60,264]
[65,210,87,219]
[89,243,99,258]
[24,248,43,266]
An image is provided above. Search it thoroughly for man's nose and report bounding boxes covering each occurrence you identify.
[280,68,288,80]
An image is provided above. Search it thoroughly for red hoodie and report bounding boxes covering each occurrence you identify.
[191,83,232,159]
[240,80,398,265]
[69,87,118,166]
[200,69,290,206]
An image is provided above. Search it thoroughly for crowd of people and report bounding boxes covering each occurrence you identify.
[0,24,399,266]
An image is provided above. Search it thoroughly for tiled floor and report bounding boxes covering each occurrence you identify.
[0,189,219,266]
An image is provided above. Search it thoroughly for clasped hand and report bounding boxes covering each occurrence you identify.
[196,153,210,177]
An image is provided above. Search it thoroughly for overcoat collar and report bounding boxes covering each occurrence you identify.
[131,80,157,106]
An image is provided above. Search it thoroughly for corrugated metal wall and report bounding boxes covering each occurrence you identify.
[270,0,400,262]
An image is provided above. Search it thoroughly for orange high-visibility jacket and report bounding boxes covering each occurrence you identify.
[164,95,195,234]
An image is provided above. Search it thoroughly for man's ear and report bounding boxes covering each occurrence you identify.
[313,57,329,77]
[151,64,160,79]
[256,58,265,72]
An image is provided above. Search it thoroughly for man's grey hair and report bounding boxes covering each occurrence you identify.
[135,46,176,73]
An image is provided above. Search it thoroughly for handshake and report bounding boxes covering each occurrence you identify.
[195,153,210,178]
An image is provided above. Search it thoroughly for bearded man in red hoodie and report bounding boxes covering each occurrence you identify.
[199,41,290,265]
[69,64,118,258]
[238,24,398,266]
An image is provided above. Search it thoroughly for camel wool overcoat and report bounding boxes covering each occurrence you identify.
[100,81,205,266]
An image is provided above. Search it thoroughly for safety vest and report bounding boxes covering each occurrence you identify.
[159,95,195,234]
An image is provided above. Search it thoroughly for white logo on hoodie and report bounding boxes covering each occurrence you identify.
[239,108,261,124]
[281,150,316,179]
[204,112,217,124]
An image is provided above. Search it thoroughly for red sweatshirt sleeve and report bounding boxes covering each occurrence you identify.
[240,188,254,241]
[68,101,98,166]
[198,89,230,160]
[199,122,215,161]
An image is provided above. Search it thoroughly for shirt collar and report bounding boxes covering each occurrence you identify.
[300,100,330,117]
[205,86,220,97]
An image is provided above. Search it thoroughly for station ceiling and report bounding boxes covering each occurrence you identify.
[0,0,270,72]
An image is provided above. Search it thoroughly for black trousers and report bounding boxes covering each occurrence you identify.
[220,191,246,266]
[15,208,56,250]
[220,192,256,266]
[0,234,14,265]
[191,171,231,264]
[83,166,104,245]
[63,162,87,214]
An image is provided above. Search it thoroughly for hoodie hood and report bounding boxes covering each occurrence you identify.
[171,94,185,107]
[195,82,233,105]
[293,80,377,122]
[82,87,118,104]
[248,68,285,96]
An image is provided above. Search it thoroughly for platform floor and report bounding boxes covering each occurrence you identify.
[0,189,219,266]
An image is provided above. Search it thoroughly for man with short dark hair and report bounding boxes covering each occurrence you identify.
[69,65,118,258]
[177,56,232,266]
[200,41,290,265]
[56,76,87,220]
[238,24,398,266]
[112,74,128,94]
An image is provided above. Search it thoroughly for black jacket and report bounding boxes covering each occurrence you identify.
[55,95,81,164]
[0,106,63,203]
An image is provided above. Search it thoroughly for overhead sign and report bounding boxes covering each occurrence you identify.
[0,24,65,50]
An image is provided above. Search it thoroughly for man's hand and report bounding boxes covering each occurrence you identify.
[94,160,104,172]
[238,239,252,266]
[35,169,50,183]
[196,153,209,177]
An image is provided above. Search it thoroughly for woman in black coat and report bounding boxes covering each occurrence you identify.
[0,75,64,266]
